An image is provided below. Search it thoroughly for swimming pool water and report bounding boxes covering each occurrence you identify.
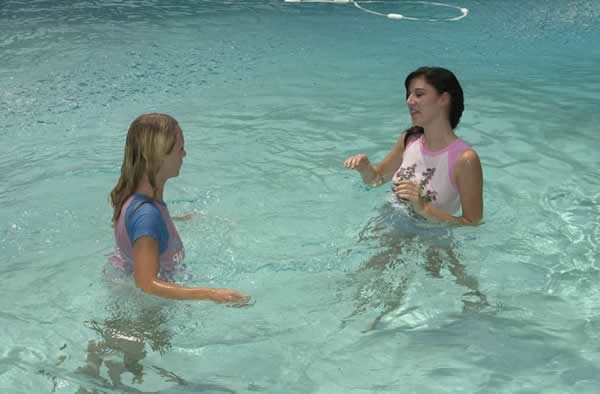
[1,0,600,392]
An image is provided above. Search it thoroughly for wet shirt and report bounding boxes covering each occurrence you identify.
[391,135,472,214]
[111,193,185,281]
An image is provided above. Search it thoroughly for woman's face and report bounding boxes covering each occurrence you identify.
[406,76,448,127]
[160,127,186,179]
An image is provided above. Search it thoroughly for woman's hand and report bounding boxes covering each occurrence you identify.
[344,154,371,171]
[172,209,204,222]
[392,180,426,215]
[208,288,251,304]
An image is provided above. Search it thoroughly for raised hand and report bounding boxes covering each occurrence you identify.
[343,154,371,171]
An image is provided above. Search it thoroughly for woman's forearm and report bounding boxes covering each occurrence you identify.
[420,204,481,226]
[138,279,216,300]
[359,164,385,187]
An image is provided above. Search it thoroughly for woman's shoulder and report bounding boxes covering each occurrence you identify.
[454,135,473,148]
[125,194,163,224]
[451,137,478,158]
[123,194,169,246]
[456,148,482,175]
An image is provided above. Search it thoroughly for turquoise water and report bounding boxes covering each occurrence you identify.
[1,0,600,392]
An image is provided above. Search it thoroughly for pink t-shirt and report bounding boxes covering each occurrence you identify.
[111,194,185,281]
[391,135,472,214]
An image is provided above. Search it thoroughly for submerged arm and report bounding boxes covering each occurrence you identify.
[133,237,247,302]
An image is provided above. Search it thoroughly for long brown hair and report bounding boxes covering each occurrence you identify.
[110,113,179,223]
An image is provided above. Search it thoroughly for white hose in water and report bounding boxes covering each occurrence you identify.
[283,0,469,22]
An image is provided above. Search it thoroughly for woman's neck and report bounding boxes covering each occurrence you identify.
[422,118,456,151]
[135,177,165,201]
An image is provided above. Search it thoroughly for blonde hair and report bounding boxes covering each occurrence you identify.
[110,113,179,223]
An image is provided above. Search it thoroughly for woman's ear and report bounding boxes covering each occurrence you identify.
[439,91,451,107]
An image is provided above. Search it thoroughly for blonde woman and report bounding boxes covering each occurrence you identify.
[109,113,248,303]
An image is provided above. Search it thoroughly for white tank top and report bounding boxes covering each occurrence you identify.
[391,135,472,214]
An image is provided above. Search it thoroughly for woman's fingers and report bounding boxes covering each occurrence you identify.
[344,154,368,169]
[393,182,420,201]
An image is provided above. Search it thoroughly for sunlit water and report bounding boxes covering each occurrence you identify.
[1,0,600,392]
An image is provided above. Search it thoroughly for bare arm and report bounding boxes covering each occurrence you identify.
[453,150,483,224]
[133,236,247,302]
[344,131,408,186]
